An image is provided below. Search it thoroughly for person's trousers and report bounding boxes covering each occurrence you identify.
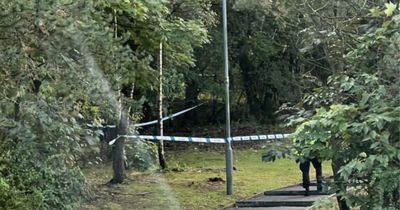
[299,158,322,190]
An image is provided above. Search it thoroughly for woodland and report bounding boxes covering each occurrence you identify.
[0,0,399,210]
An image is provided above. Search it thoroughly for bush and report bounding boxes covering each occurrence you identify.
[0,142,91,210]
[126,140,158,171]
[290,10,400,210]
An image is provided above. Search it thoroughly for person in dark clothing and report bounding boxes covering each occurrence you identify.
[299,158,323,196]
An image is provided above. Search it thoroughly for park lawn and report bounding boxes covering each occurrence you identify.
[79,148,332,210]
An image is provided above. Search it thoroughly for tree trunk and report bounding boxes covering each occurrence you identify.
[110,112,127,184]
[238,42,274,118]
[157,139,167,170]
[331,138,350,210]
[158,42,167,170]
[184,79,199,125]
[109,8,126,184]
[238,43,258,116]
[208,95,218,123]
[100,126,117,162]
[332,158,350,210]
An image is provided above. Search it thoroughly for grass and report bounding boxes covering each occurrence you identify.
[78,148,333,210]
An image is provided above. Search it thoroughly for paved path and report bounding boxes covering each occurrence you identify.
[224,183,333,210]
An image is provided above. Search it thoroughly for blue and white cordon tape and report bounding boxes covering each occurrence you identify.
[133,103,204,127]
[108,133,291,145]
[88,103,204,129]
[94,102,292,145]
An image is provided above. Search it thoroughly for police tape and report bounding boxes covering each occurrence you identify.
[134,103,204,127]
[108,133,291,145]
[87,103,204,129]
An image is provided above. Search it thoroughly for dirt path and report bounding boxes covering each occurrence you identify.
[77,171,181,210]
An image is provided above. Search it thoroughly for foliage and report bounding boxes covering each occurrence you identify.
[0,153,91,209]
[184,0,386,122]
[0,0,137,208]
[125,139,158,171]
[289,6,400,209]
[94,0,213,174]
[97,0,212,110]
[182,0,307,122]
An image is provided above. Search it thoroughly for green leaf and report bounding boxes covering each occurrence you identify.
[369,7,381,17]
[384,2,397,17]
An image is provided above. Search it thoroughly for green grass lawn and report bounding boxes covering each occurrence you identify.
[79,148,332,210]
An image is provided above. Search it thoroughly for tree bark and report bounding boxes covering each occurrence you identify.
[158,42,167,170]
[157,140,167,170]
[331,138,350,210]
[332,158,350,210]
[110,112,127,184]
[109,8,126,184]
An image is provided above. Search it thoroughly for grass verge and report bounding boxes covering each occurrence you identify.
[78,148,332,210]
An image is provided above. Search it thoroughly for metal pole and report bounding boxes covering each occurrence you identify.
[222,0,233,195]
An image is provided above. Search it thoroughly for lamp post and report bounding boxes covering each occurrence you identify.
[222,0,233,195]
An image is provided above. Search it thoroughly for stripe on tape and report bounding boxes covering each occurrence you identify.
[109,133,291,145]
[250,135,258,140]
[242,136,250,141]
[232,136,240,141]
[206,137,211,144]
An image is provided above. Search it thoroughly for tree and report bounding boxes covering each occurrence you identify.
[96,0,211,173]
[0,0,137,207]
[279,4,400,209]
[178,0,304,122]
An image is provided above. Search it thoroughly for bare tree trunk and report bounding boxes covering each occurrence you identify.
[158,42,167,170]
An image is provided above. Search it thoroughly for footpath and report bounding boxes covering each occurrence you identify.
[223,182,332,210]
